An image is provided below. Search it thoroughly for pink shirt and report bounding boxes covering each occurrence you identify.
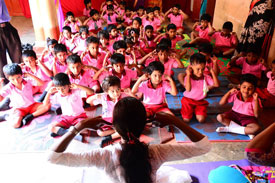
[168,13,184,28]
[82,52,106,70]
[50,60,68,74]
[68,70,94,88]
[140,35,157,54]
[43,52,55,68]
[142,17,161,32]
[236,57,266,78]
[102,4,118,12]
[228,91,262,116]
[53,89,86,116]
[103,13,118,25]
[23,65,51,83]
[195,25,211,41]
[93,92,128,122]
[183,74,214,100]
[163,59,179,76]
[86,19,103,31]
[65,21,81,33]
[204,59,214,75]
[59,37,74,52]
[138,80,171,105]
[266,71,275,96]
[123,15,132,25]
[161,35,182,49]
[72,36,87,54]
[212,32,237,51]
[99,44,114,54]
[0,79,35,108]
[83,8,93,17]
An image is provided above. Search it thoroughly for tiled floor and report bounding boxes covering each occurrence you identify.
[9,16,248,165]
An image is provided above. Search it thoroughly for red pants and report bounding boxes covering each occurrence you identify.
[144,103,171,117]
[57,113,87,129]
[14,102,42,118]
[256,88,275,107]
[180,97,209,119]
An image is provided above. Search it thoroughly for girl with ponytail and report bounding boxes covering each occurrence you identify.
[48,97,211,182]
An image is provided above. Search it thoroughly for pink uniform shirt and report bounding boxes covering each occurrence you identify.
[183,74,214,101]
[163,58,179,76]
[0,79,35,108]
[50,60,68,74]
[93,92,128,122]
[59,37,74,52]
[168,13,184,28]
[23,66,51,83]
[140,36,157,54]
[123,15,132,25]
[138,80,171,105]
[161,35,182,49]
[82,52,106,70]
[43,52,55,68]
[53,89,86,116]
[86,19,103,31]
[72,37,87,54]
[195,25,211,41]
[204,59,214,75]
[65,21,81,33]
[142,18,161,32]
[212,32,237,51]
[83,7,93,17]
[236,57,266,78]
[68,70,94,88]
[103,13,118,25]
[266,71,275,96]
[228,91,262,116]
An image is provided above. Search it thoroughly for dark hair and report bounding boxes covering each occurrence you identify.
[246,46,260,55]
[200,13,211,22]
[66,11,74,18]
[144,61,164,75]
[174,4,181,9]
[66,54,82,64]
[167,23,177,31]
[107,4,114,10]
[240,74,258,88]
[54,44,67,55]
[97,30,110,40]
[198,43,213,54]
[146,7,154,14]
[156,43,169,53]
[110,53,125,65]
[46,38,58,48]
[145,25,154,31]
[53,73,71,86]
[272,60,275,65]
[190,53,206,65]
[137,6,144,10]
[132,17,142,25]
[125,37,134,45]
[159,38,172,48]
[107,24,117,33]
[84,0,91,7]
[22,43,33,52]
[113,97,152,183]
[62,26,72,33]
[128,28,140,36]
[3,63,23,78]
[106,0,113,2]
[86,36,99,46]
[120,1,126,6]
[113,40,127,50]
[222,21,233,32]
[90,9,99,17]
[22,50,37,60]
[125,6,131,11]
[153,6,160,11]
[79,26,89,34]
[101,75,121,92]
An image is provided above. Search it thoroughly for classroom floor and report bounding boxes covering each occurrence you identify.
[7,16,249,165]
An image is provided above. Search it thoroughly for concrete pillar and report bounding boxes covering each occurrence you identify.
[39,0,60,40]
[29,0,45,43]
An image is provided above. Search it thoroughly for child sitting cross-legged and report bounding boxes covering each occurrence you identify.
[43,73,94,138]
[131,61,177,118]
[216,74,262,139]
[0,64,51,127]
[86,75,129,147]
[179,53,219,123]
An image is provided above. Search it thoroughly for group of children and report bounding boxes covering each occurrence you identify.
[0,0,274,147]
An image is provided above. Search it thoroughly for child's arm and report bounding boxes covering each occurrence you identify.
[86,93,101,105]
[138,50,156,65]
[82,65,99,73]
[212,55,220,76]
[208,67,220,90]
[179,9,188,20]
[93,66,110,80]
[184,67,192,92]
[164,75,178,96]
[192,22,200,31]
[43,86,57,105]
[153,33,165,43]
[164,8,172,17]
[208,22,215,36]
[219,88,237,106]
[52,59,58,76]
[70,83,94,96]
[170,53,184,68]
[102,51,111,67]
[229,52,245,67]
[253,92,261,118]
[37,59,53,77]
[131,74,148,95]
[24,73,44,86]
[177,72,186,87]
[131,50,137,65]
[83,17,91,25]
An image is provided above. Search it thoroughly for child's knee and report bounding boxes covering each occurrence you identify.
[217,114,223,122]
[196,115,206,123]
[183,118,191,123]
[12,119,22,128]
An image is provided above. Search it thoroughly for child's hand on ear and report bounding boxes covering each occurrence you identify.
[139,74,149,81]
[186,66,192,76]
[70,83,78,90]
[164,74,172,81]
[48,87,58,94]
[229,88,238,94]
[253,92,258,101]
[212,55,218,63]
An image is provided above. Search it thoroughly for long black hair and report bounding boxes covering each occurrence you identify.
[113,97,152,183]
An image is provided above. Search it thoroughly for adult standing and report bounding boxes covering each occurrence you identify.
[0,0,22,79]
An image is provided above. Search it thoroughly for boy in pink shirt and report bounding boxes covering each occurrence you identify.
[40,38,58,68]
[0,64,50,128]
[216,74,262,138]
[142,7,162,32]
[50,44,69,76]
[83,0,93,17]
[210,21,238,58]
[97,30,114,53]
[87,75,128,147]
[44,73,94,138]
[59,26,74,52]
[132,61,178,117]
[179,53,219,123]
[64,11,82,34]
[140,25,158,54]
[107,24,123,44]
[165,4,188,35]
[83,9,105,35]
[82,36,106,73]
[94,53,140,91]
[257,60,275,107]
[100,0,118,12]
[72,26,89,55]
[102,5,119,25]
